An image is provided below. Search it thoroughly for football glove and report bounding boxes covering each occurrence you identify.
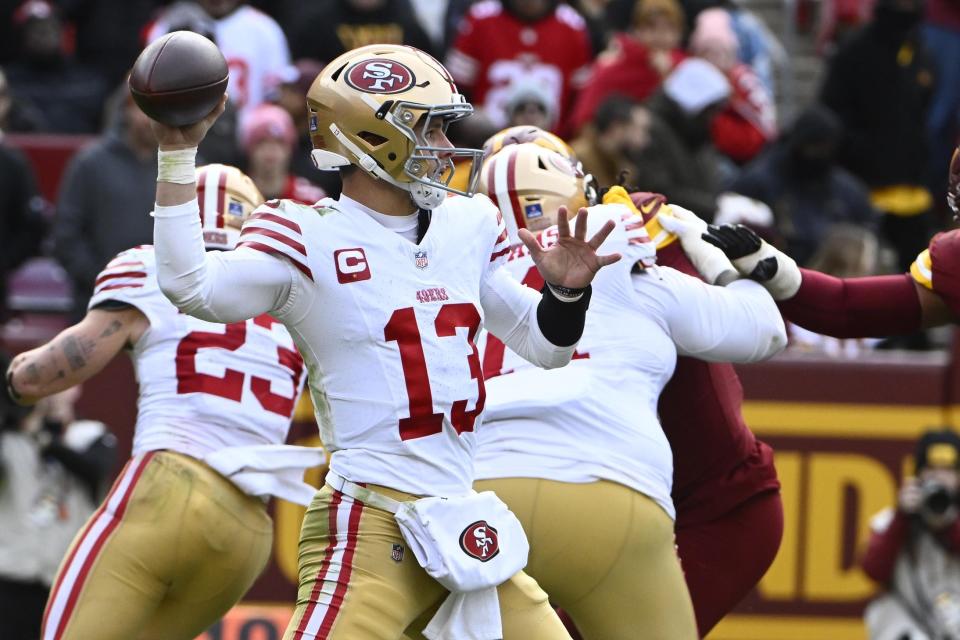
[657,205,738,285]
[702,223,801,300]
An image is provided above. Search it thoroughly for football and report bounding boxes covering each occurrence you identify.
[128,30,228,127]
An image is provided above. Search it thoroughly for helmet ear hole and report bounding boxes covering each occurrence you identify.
[358,131,388,147]
[537,157,547,171]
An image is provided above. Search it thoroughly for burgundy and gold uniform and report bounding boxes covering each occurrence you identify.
[911,229,960,316]
[637,193,784,635]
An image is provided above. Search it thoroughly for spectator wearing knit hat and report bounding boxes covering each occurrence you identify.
[689,7,776,166]
[240,103,326,205]
[568,0,687,135]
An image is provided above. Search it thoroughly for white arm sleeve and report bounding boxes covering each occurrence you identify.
[153,200,295,323]
[637,269,787,363]
[480,265,576,369]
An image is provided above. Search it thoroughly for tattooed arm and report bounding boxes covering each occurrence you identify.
[6,307,148,405]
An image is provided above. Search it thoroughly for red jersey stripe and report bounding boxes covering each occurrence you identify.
[240,226,309,256]
[94,271,147,287]
[249,211,302,234]
[489,246,511,262]
[237,241,314,281]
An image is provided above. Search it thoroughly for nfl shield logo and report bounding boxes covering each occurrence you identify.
[414,250,428,269]
[392,544,404,562]
[228,201,243,216]
[524,203,544,220]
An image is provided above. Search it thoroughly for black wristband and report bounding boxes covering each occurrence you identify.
[537,284,592,347]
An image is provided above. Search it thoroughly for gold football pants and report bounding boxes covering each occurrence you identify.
[42,450,273,640]
[475,478,698,640]
[284,482,572,640]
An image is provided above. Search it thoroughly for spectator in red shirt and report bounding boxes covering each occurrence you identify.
[240,104,326,205]
[568,0,686,135]
[446,0,593,135]
[689,7,776,166]
[861,429,960,639]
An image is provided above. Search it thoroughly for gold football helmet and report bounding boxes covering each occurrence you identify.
[196,164,263,250]
[482,125,576,162]
[479,142,590,242]
[306,44,483,209]
[482,125,597,210]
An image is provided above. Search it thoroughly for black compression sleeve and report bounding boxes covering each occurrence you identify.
[535,284,592,347]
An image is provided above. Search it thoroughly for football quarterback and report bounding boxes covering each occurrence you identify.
[147,44,620,640]
[7,165,311,640]
[469,141,787,639]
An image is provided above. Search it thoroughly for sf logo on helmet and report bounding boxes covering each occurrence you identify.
[346,59,416,94]
[459,520,500,562]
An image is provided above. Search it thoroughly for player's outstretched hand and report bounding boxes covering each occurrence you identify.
[150,94,227,151]
[519,207,621,289]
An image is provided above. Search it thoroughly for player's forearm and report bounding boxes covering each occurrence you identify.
[8,319,127,403]
[481,269,581,369]
[777,270,922,339]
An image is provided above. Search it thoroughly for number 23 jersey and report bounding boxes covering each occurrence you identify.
[88,246,305,459]
[236,194,529,497]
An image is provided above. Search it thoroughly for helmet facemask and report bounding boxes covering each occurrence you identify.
[389,99,483,209]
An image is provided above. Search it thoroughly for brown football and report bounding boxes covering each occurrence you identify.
[128,30,228,127]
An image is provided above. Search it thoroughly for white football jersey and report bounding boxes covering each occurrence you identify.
[88,246,305,460]
[475,204,785,518]
[475,204,686,518]
[236,194,517,496]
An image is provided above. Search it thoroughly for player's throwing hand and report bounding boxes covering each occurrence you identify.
[519,206,621,289]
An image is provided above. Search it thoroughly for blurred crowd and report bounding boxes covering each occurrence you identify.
[0,0,957,352]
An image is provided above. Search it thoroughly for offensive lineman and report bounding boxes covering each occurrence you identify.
[6,165,311,640]
[147,45,617,640]
[478,127,787,635]
[462,142,786,639]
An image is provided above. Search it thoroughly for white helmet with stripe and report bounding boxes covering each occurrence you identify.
[479,142,590,244]
[196,164,264,250]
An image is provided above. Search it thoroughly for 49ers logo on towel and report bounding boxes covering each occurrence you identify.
[459,520,500,562]
[346,59,415,94]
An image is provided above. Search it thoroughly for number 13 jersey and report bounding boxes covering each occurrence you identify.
[235,193,551,497]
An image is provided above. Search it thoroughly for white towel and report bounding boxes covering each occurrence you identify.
[204,444,326,506]
[423,589,501,640]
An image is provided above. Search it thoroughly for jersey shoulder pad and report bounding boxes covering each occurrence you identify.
[923,230,960,312]
[453,193,511,267]
[237,199,315,281]
[88,246,164,314]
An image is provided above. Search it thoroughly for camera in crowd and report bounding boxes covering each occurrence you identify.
[913,431,960,527]
[920,477,959,520]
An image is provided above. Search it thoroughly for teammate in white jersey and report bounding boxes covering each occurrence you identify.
[147,44,618,639]
[469,142,787,640]
[5,164,310,640]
